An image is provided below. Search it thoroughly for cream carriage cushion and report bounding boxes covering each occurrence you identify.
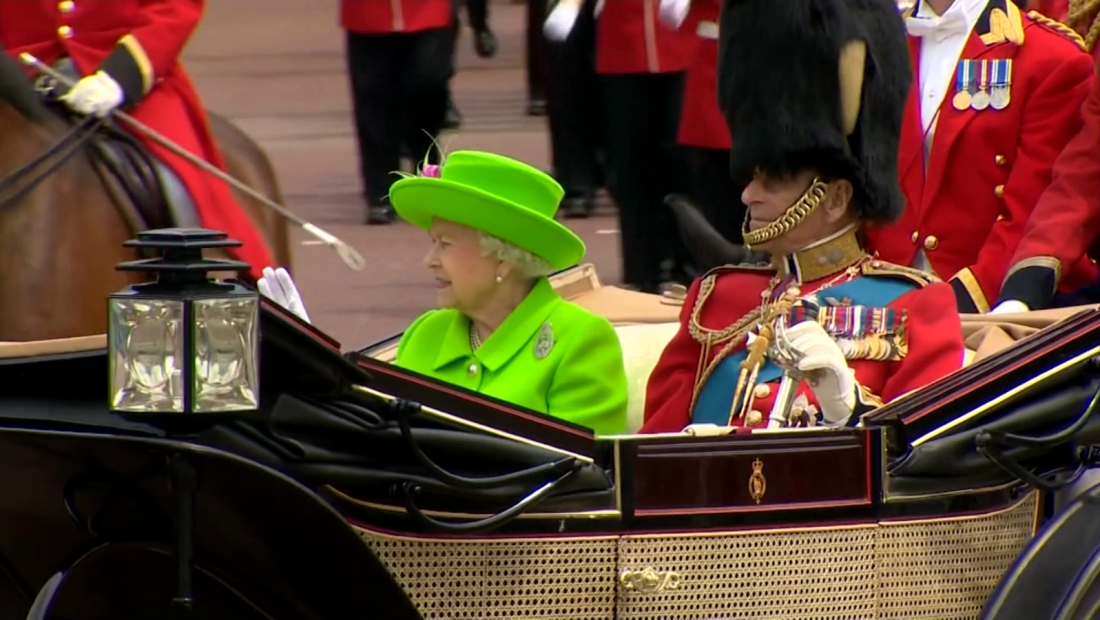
[613,322,680,433]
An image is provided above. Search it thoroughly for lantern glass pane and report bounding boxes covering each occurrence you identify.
[108,298,185,413]
[192,296,259,413]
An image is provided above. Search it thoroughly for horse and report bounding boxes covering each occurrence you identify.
[0,58,292,343]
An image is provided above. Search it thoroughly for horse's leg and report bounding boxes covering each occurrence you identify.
[0,111,138,341]
[205,111,293,272]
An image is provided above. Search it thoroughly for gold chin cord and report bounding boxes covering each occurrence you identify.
[743,177,829,247]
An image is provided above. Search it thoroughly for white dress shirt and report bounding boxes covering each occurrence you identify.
[908,0,988,142]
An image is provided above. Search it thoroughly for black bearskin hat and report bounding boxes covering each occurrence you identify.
[718,0,911,222]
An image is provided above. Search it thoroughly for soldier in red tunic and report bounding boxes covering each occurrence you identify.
[993,8,1100,312]
[641,0,966,434]
[0,0,276,281]
[546,0,696,292]
[863,0,1095,314]
[341,0,454,225]
[662,0,742,244]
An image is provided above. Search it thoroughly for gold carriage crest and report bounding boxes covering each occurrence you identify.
[748,458,766,504]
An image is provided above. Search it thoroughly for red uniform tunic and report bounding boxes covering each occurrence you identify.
[1001,48,1100,308]
[595,0,694,74]
[675,0,730,149]
[0,0,275,281]
[340,0,452,34]
[863,6,1094,313]
[640,247,964,434]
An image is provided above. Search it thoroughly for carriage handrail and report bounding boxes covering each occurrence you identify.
[19,53,367,272]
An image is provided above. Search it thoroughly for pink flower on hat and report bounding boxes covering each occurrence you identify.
[421,164,441,178]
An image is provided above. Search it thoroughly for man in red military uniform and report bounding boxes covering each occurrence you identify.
[661,0,742,244]
[546,0,695,292]
[341,0,453,225]
[863,0,1095,314]
[993,29,1100,311]
[641,0,965,434]
[0,0,276,281]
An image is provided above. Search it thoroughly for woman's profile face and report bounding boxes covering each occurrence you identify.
[424,219,500,314]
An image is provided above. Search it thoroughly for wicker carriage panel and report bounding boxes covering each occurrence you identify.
[354,493,1037,619]
[616,526,880,620]
[876,492,1038,619]
[357,530,618,619]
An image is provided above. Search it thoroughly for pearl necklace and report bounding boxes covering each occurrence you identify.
[469,322,483,350]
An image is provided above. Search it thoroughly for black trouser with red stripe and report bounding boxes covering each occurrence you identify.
[346,28,451,211]
[602,71,691,292]
[546,0,604,200]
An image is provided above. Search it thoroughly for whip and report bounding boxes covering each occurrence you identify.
[20,52,366,272]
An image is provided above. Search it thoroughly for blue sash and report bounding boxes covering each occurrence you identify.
[691,275,917,425]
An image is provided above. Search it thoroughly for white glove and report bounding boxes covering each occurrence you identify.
[62,71,124,117]
[257,266,311,324]
[785,321,856,425]
[658,0,691,29]
[595,0,606,17]
[544,0,581,41]
[990,300,1030,315]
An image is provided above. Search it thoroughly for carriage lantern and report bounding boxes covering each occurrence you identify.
[107,228,260,428]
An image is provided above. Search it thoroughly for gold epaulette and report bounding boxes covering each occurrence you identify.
[860,259,940,287]
[1028,10,1090,52]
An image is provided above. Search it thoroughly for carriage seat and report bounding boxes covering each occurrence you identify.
[41,57,200,232]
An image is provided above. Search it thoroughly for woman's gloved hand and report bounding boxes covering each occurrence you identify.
[785,321,856,425]
[62,71,124,117]
[257,267,311,324]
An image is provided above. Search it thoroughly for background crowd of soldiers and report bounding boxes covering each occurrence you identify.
[344,0,1100,311]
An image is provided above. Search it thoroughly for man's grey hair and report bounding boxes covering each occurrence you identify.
[479,232,554,278]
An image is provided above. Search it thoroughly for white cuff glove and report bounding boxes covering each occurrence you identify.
[990,300,1030,315]
[257,266,311,324]
[62,71,124,117]
[785,321,856,425]
[658,0,691,29]
[544,0,581,41]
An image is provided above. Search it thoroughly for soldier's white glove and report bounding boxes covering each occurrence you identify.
[990,300,1030,315]
[257,266,311,324]
[786,321,856,425]
[658,0,691,28]
[544,0,582,41]
[62,71,124,117]
[595,0,606,17]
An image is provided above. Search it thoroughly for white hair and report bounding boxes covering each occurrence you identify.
[478,232,554,278]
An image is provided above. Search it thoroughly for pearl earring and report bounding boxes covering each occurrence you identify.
[495,275,503,283]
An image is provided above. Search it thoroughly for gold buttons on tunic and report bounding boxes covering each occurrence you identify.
[746,410,764,426]
[753,384,771,399]
[923,235,939,251]
[57,25,73,38]
[910,231,919,244]
[467,363,478,375]
[58,0,75,13]
[994,184,1005,198]
[995,154,1006,166]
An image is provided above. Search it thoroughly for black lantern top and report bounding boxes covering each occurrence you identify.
[116,228,252,293]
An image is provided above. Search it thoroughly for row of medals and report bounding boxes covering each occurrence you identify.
[952,84,1009,111]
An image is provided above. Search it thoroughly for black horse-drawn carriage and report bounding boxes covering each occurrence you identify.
[2,232,1099,619]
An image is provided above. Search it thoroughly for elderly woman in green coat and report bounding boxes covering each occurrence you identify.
[259,151,628,436]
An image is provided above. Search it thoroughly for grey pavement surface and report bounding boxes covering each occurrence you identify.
[186,0,622,348]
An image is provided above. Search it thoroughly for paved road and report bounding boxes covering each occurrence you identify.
[185,0,622,348]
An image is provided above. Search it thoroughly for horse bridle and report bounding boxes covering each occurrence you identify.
[0,112,105,211]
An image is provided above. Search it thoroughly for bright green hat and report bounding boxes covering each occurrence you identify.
[389,151,586,270]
